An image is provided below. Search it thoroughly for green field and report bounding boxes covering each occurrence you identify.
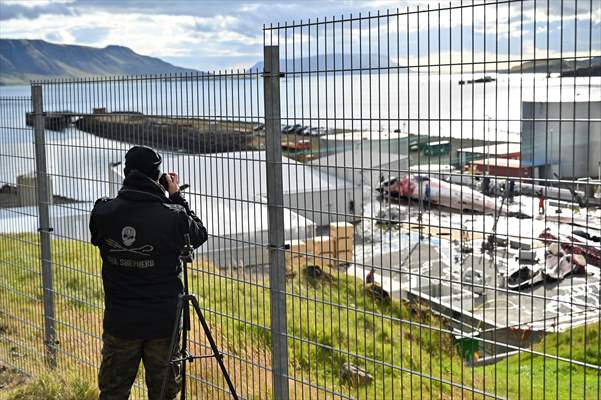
[0,234,599,399]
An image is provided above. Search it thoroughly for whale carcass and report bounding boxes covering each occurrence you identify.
[378,175,504,214]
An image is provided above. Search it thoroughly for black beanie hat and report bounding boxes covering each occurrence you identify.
[124,146,162,180]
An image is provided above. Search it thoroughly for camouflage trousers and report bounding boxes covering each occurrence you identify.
[98,332,181,400]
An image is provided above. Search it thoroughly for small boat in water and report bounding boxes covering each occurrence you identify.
[458,76,496,85]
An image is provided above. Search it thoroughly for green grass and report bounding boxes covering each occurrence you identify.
[190,265,478,399]
[0,367,98,400]
[1,234,599,399]
[477,324,600,399]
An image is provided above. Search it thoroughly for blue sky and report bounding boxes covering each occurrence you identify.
[1,0,599,71]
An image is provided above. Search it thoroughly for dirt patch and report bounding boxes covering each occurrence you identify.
[0,363,28,393]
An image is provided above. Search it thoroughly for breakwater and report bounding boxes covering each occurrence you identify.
[74,113,259,154]
[25,112,72,131]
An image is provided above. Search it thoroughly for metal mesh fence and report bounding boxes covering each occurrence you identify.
[262,1,601,399]
[0,96,46,378]
[1,1,600,399]
[5,71,274,399]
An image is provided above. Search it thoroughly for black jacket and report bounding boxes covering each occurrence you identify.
[89,171,208,339]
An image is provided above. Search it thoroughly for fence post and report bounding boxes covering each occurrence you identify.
[32,85,57,368]
[263,45,289,399]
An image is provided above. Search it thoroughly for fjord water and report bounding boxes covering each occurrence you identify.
[1,73,599,203]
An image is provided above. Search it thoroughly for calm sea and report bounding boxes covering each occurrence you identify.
[1,72,599,202]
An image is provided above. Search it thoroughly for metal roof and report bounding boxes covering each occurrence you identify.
[458,143,521,155]
[425,140,451,146]
[310,145,407,169]
[470,158,525,169]
[169,151,356,200]
[319,130,410,143]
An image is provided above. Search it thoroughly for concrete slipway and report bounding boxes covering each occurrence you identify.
[350,196,600,362]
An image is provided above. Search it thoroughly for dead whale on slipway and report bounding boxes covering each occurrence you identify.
[377,175,506,215]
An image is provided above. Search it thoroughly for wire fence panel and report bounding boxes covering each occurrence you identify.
[264,1,600,399]
[0,96,47,379]
[0,1,600,400]
[25,71,276,399]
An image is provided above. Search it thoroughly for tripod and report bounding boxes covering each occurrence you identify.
[160,234,239,400]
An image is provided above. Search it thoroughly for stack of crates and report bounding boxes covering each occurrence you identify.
[306,236,335,268]
[330,222,354,265]
[284,222,354,272]
[284,239,308,270]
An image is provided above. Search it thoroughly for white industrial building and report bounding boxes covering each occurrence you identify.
[107,150,362,267]
[195,196,316,268]
[169,151,363,226]
[176,151,362,267]
[4,136,361,268]
[521,100,601,180]
[0,194,316,270]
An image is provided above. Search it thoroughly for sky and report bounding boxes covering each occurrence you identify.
[1,0,600,71]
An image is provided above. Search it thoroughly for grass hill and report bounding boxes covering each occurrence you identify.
[0,39,198,85]
[0,234,598,399]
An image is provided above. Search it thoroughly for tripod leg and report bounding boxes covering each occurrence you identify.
[180,299,190,399]
[189,297,239,400]
[159,297,184,400]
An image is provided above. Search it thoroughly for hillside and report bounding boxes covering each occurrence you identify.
[508,56,601,75]
[0,233,472,399]
[1,233,598,399]
[0,39,198,85]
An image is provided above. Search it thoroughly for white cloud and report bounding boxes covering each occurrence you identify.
[2,12,194,56]
[2,0,74,6]
[1,0,599,71]
[0,8,265,63]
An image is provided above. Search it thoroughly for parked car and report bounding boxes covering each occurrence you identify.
[309,127,326,136]
[290,124,305,134]
[300,126,312,135]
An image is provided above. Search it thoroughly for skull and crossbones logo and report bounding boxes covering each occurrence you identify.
[121,226,136,247]
[105,226,154,257]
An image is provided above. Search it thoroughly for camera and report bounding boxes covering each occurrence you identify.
[159,173,190,192]
[159,173,170,192]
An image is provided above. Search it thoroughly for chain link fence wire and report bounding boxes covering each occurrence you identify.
[1,1,600,399]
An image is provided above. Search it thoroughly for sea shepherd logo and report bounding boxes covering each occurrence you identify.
[105,226,155,257]
[105,225,155,268]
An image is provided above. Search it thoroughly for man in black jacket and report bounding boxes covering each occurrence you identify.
[90,146,208,400]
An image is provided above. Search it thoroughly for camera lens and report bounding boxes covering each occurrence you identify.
[159,173,169,191]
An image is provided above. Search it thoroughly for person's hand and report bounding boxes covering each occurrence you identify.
[164,172,180,195]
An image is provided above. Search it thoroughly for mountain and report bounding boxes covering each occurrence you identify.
[0,39,199,85]
[250,53,400,73]
[507,56,601,76]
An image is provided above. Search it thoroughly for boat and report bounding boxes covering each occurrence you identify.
[458,76,496,85]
